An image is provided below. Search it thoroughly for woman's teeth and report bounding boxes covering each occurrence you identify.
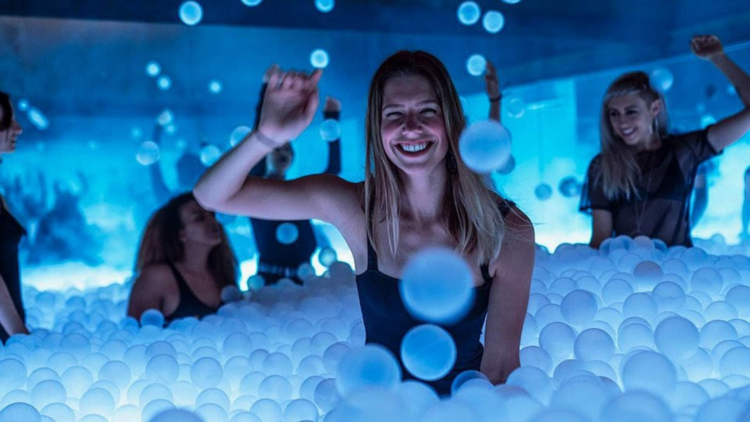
[400,143,428,153]
[621,128,636,136]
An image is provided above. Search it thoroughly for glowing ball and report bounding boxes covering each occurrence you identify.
[190,357,223,388]
[690,268,723,296]
[246,275,266,291]
[0,403,41,422]
[209,80,222,94]
[654,316,698,360]
[400,324,457,381]
[506,366,553,404]
[540,322,576,360]
[276,222,299,245]
[497,154,516,174]
[30,380,66,409]
[17,98,30,111]
[145,355,179,384]
[241,0,262,6]
[315,0,334,13]
[600,391,672,422]
[179,1,203,25]
[482,11,505,33]
[258,375,293,401]
[719,347,750,377]
[150,409,204,422]
[651,282,685,312]
[535,183,553,201]
[700,114,717,129]
[28,107,49,130]
[284,399,319,422]
[320,119,341,142]
[230,125,252,146]
[502,0,522,3]
[725,285,750,317]
[451,370,489,395]
[506,96,525,119]
[466,54,487,76]
[650,67,674,92]
[199,144,222,166]
[335,345,401,396]
[157,75,172,90]
[458,120,512,173]
[146,62,161,77]
[80,388,116,416]
[560,290,598,326]
[574,328,614,362]
[140,309,164,327]
[558,176,582,198]
[399,247,475,324]
[136,141,160,166]
[157,108,174,126]
[310,49,329,69]
[621,351,677,394]
[457,1,481,25]
[318,247,337,267]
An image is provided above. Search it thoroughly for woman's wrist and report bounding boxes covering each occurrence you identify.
[489,94,502,103]
[253,128,284,150]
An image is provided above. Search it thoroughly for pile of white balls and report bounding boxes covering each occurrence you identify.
[1,236,750,422]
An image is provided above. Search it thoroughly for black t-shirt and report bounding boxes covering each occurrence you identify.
[580,129,719,247]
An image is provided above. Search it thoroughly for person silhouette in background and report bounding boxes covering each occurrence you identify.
[0,90,30,341]
[128,193,238,323]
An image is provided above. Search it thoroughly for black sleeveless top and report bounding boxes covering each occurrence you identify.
[0,205,26,342]
[249,219,317,284]
[355,200,514,396]
[165,263,219,323]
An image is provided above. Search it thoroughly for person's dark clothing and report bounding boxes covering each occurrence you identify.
[0,205,26,342]
[355,200,514,396]
[251,219,317,285]
[580,129,719,247]
[164,263,219,323]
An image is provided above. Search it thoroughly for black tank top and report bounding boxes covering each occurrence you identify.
[165,263,219,323]
[355,200,514,396]
[250,219,317,280]
[0,206,26,342]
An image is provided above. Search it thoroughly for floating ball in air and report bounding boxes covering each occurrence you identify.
[320,119,341,142]
[199,144,222,166]
[318,247,337,267]
[650,67,674,92]
[458,120,512,173]
[315,0,335,13]
[335,344,401,396]
[502,0,522,3]
[466,54,487,76]
[230,126,252,146]
[535,183,553,201]
[157,75,172,91]
[482,11,505,33]
[276,223,299,245]
[242,0,263,6]
[558,176,582,198]
[158,109,174,126]
[27,107,49,130]
[506,96,526,119]
[497,154,516,174]
[209,80,222,94]
[136,141,161,166]
[401,324,457,381]
[457,1,481,25]
[146,61,161,77]
[400,247,475,324]
[310,49,329,69]
[17,98,30,111]
[179,2,203,26]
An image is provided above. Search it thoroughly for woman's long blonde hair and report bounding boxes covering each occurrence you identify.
[599,71,670,200]
[364,51,506,265]
[135,193,237,288]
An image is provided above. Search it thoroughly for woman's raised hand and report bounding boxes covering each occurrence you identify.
[257,65,323,145]
[691,35,725,61]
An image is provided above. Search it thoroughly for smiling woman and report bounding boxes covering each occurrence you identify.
[193,50,536,395]
[581,35,750,248]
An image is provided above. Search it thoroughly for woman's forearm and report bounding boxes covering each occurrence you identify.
[0,274,27,336]
[712,54,750,107]
[193,131,275,209]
